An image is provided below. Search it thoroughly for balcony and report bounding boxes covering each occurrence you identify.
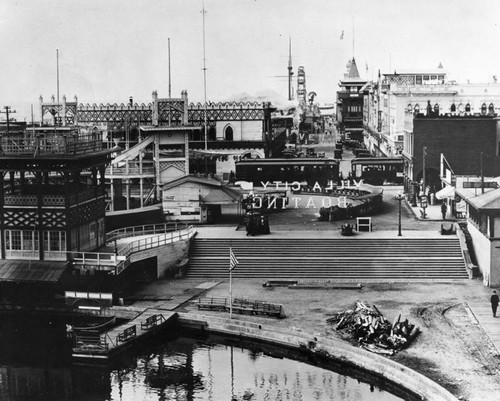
[106,161,155,177]
[3,188,105,207]
[1,131,104,157]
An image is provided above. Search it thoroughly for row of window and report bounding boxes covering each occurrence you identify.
[5,230,66,252]
[409,102,495,114]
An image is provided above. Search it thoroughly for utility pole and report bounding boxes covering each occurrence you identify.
[56,49,60,104]
[201,0,208,174]
[480,152,485,194]
[0,106,16,133]
[422,146,427,195]
[287,37,293,101]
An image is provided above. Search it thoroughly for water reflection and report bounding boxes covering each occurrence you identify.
[0,316,404,400]
[107,336,402,401]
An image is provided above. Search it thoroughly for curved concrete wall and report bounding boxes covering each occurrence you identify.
[177,312,458,401]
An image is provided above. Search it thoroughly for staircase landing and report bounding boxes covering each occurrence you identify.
[185,229,468,282]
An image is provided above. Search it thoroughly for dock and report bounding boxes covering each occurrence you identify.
[72,309,178,360]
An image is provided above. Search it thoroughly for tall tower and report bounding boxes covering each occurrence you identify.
[288,37,294,101]
[297,66,306,105]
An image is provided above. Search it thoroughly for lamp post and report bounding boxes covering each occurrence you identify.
[395,193,405,236]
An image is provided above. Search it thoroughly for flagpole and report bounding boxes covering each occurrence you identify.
[229,266,233,319]
[229,245,239,320]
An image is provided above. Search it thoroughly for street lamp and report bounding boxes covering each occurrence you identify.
[395,193,405,236]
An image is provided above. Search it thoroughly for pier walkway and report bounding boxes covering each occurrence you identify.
[72,281,219,360]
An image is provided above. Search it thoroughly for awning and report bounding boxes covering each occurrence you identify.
[436,185,455,200]
[0,260,67,283]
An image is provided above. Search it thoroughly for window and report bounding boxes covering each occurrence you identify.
[225,126,234,141]
[416,75,422,85]
[414,104,420,113]
[450,103,456,112]
[481,103,487,115]
[465,103,471,112]
[208,127,216,141]
[44,231,66,252]
[434,104,439,114]
[489,103,495,114]
[11,231,21,250]
[23,231,35,250]
[89,222,96,240]
[4,230,39,258]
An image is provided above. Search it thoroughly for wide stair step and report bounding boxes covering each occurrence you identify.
[184,237,468,281]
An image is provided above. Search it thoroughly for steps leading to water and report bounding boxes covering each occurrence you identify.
[184,237,468,281]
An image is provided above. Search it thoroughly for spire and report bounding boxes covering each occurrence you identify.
[287,37,293,101]
[347,57,360,78]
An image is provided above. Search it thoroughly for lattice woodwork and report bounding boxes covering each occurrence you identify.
[157,99,185,126]
[159,161,185,173]
[41,100,267,128]
[3,210,37,228]
[77,106,153,126]
[67,198,106,227]
[41,211,66,229]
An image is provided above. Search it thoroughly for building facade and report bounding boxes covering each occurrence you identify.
[40,92,274,217]
[336,58,367,142]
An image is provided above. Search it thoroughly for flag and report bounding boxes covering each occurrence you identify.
[229,247,239,271]
[340,30,344,40]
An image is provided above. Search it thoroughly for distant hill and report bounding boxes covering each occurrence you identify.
[221,89,297,110]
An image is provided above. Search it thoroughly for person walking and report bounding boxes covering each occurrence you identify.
[441,202,448,220]
[491,290,499,317]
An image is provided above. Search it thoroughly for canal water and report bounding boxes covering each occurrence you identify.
[0,315,406,400]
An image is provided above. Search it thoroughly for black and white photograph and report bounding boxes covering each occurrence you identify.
[1,0,500,400]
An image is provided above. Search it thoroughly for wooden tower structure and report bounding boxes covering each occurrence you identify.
[0,127,114,263]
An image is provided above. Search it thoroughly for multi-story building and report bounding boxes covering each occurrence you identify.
[403,112,500,203]
[362,66,500,197]
[363,66,450,157]
[336,58,367,142]
[0,126,114,303]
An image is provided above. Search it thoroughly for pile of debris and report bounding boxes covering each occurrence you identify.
[326,301,420,355]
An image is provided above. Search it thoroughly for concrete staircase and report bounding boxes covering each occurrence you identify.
[184,237,468,281]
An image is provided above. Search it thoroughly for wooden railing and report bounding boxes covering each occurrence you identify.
[141,314,165,330]
[106,223,189,243]
[197,297,286,318]
[107,165,155,176]
[1,131,103,156]
[71,225,195,275]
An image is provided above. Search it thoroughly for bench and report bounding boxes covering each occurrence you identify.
[117,325,136,343]
[263,280,298,287]
[197,297,229,311]
[233,298,286,318]
[141,314,164,331]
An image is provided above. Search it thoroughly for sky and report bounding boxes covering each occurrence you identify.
[2,0,500,121]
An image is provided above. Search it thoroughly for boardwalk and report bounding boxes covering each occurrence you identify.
[72,309,177,359]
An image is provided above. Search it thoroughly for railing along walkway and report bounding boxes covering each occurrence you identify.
[70,225,195,274]
[72,310,177,359]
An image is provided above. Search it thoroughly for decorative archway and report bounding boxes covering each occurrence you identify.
[239,149,264,159]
